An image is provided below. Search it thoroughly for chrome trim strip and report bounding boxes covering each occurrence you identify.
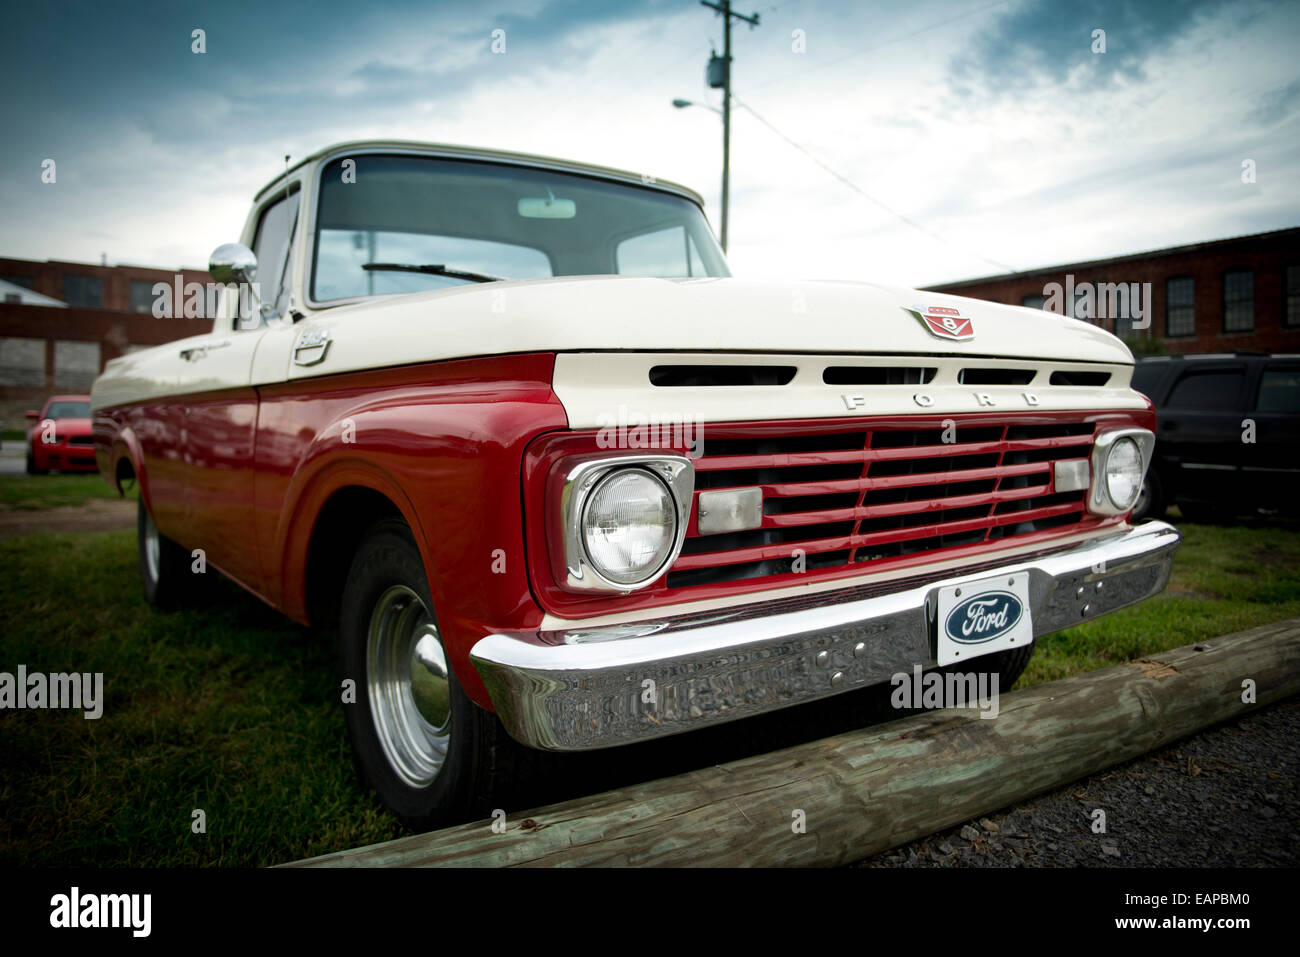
[471,520,1182,750]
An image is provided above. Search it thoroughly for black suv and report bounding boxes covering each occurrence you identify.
[1131,353,1300,522]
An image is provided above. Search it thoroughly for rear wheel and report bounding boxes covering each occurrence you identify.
[137,497,195,608]
[339,518,537,831]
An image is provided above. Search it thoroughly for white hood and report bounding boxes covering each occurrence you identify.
[310,275,1133,368]
[93,275,1140,418]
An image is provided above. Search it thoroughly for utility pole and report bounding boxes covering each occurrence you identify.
[701,0,759,253]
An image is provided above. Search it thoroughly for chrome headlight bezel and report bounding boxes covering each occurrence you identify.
[1088,428,1155,516]
[557,455,694,593]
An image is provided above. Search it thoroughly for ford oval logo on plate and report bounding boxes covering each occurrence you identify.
[945,591,1023,645]
[935,574,1034,666]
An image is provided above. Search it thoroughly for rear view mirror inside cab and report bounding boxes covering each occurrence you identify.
[517,194,576,219]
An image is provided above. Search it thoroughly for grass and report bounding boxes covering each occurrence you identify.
[0,505,1296,866]
[0,531,403,867]
[0,473,135,510]
[1020,516,1300,686]
[2,430,25,443]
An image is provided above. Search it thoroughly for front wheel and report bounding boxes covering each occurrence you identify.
[25,452,46,475]
[1132,470,1166,522]
[980,640,1035,691]
[339,518,537,831]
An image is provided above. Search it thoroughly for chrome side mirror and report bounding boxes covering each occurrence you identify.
[208,243,258,285]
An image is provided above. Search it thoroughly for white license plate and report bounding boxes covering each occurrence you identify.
[935,572,1033,667]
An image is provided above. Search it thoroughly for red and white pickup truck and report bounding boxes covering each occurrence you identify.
[92,140,1180,829]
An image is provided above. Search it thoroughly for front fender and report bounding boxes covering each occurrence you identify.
[256,353,568,709]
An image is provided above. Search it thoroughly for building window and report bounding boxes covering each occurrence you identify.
[1287,265,1300,328]
[129,279,158,314]
[1222,268,1254,333]
[1021,294,1046,310]
[1,275,35,290]
[62,274,103,308]
[1165,276,1195,338]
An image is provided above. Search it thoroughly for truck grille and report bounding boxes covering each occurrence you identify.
[667,415,1099,590]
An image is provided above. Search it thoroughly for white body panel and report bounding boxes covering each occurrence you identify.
[91,139,1140,422]
[93,274,1138,420]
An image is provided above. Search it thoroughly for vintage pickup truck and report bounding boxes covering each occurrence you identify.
[91,140,1181,828]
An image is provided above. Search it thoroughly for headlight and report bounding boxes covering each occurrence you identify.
[1104,438,1142,510]
[555,455,695,593]
[1088,428,1154,516]
[581,469,676,585]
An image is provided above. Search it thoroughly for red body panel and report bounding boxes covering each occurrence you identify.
[96,353,567,709]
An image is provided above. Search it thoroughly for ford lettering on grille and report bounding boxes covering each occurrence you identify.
[945,591,1024,644]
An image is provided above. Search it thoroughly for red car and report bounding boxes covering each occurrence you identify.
[26,395,96,474]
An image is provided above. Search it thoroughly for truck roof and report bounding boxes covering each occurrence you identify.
[252,139,706,208]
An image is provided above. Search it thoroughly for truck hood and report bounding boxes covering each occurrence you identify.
[317,275,1133,366]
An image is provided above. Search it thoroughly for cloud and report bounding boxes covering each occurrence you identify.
[951,0,1233,98]
[0,0,1295,290]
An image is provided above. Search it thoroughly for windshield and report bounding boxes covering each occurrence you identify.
[311,154,729,302]
[46,400,90,419]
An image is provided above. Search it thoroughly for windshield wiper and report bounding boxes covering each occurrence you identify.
[360,262,505,284]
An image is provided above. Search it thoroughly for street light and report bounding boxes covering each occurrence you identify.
[672,98,721,114]
[672,97,728,251]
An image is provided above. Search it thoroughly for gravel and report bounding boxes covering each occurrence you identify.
[859,696,1300,867]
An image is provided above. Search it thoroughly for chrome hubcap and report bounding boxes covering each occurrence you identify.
[366,584,451,788]
[144,510,161,583]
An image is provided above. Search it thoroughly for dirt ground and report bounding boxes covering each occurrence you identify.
[0,497,136,539]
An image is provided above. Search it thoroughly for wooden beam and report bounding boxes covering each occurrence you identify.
[286,618,1300,867]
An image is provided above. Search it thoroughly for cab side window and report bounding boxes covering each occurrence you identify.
[616,225,707,277]
[250,185,301,327]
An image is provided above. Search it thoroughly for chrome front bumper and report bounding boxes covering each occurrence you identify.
[470,520,1182,750]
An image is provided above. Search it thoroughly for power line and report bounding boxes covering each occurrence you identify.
[731,93,1019,274]
[744,0,1012,95]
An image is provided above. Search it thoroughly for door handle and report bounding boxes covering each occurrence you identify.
[293,329,331,366]
[180,340,231,362]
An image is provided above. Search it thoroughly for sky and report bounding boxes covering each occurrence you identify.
[2,0,1297,288]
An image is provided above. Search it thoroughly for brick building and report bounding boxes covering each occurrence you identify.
[923,227,1300,355]
[0,257,211,314]
[0,257,213,423]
